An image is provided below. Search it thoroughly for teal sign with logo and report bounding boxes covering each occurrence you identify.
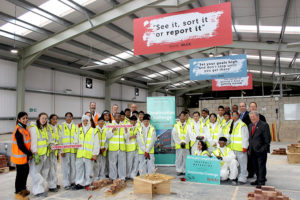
[186,155,221,185]
[147,96,176,165]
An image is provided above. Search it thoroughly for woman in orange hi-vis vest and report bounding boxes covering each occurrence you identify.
[11,112,32,200]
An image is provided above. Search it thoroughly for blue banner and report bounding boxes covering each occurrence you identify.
[186,155,221,185]
[147,96,176,165]
[190,54,248,80]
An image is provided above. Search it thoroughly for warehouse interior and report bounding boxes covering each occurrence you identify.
[0,0,300,199]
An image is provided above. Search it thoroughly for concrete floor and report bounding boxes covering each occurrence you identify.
[1,142,300,200]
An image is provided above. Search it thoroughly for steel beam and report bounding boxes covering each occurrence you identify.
[20,0,162,58]
[149,0,196,7]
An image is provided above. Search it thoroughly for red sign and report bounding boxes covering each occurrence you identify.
[212,73,253,91]
[134,2,232,55]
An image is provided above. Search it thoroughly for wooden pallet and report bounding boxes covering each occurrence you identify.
[0,167,9,173]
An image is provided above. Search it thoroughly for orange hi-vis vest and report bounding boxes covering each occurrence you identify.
[11,124,31,164]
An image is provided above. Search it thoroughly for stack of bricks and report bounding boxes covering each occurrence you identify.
[86,178,113,191]
[271,148,287,155]
[247,186,290,200]
[106,179,126,194]
[0,155,7,168]
[287,144,300,164]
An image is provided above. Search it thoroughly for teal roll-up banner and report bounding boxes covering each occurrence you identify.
[147,96,176,165]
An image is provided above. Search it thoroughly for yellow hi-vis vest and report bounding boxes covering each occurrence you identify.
[190,121,205,147]
[47,125,59,156]
[97,127,107,157]
[108,123,126,152]
[138,126,155,154]
[59,123,77,153]
[30,124,48,156]
[222,120,232,139]
[217,117,226,127]
[194,150,210,156]
[200,117,209,127]
[213,146,232,166]
[208,123,220,141]
[77,127,95,159]
[174,122,190,149]
[228,121,246,152]
[126,126,140,152]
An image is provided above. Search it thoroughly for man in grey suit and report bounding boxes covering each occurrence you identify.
[248,111,271,188]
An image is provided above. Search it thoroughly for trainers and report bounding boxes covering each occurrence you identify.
[250,180,258,185]
[35,192,48,197]
[64,186,71,190]
[72,184,84,190]
[49,188,59,192]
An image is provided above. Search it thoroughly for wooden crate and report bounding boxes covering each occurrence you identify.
[134,173,175,198]
[287,144,300,153]
[287,151,300,164]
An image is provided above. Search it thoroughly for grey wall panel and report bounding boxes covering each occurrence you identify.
[0,59,17,87]
[82,77,105,98]
[0,90,16,117]
[55,95,81,118]
[0,120,16,134]
[111,83,121,99]
[25,66,52,91]
[25,92,53,118]
[55,71,81,95]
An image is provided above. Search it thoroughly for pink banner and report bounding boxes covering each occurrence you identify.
[106,124,133,128]
[51,144,82,150]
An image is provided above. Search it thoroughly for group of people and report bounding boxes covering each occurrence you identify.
[11,101,271,200]
[11,103,156,199]
[173,102,271,189]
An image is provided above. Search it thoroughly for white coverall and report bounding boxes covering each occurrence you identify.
[106,121,128,180]
[93,125,108,181]
[59,122,77,187]
[204,122,223,152]
[172,121,190,174]
[74,123,100,186]
[137,124,157,175]
[126,125,140,179]
[46,124,59,189]
[213,147,239,181]
[189,119,210,155]
[29,123,49,195]
[228,119,249,183]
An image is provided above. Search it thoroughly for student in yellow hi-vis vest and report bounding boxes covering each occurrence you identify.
[59,112,77,190]
[222,112,233,140]
[194,140,210,156]
[228,111,249,185]
[120,111,128,125]
[126,115,140,179]
[28,112,49,197]
[172,111,191,176]
[137,111,145,127]
[205,113,223,152]
[137,114,157,175]
[106,113,128,180]
[212,137,238,184]
[73,115,99,190]
[124,108,131,124]
[93,116,108,181]
[46,114,60,193]
[101,110,112,178]
[189,111,210,155]
[200,108,210,127]
[217,106,226,127]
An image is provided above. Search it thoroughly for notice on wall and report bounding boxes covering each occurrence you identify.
[190,54,248,80]
[212,73,253,91]
[186,156,220,185]
[134,2,232,55]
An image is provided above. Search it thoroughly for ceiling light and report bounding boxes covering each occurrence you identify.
[120,77,125,81]
[209,53,214,57]
[10,49,18,54]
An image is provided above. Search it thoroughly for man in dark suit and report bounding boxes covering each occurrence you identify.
[248,111,271,188]
[240,102,250,126]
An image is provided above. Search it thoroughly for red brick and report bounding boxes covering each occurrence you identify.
[261,186,275,191]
